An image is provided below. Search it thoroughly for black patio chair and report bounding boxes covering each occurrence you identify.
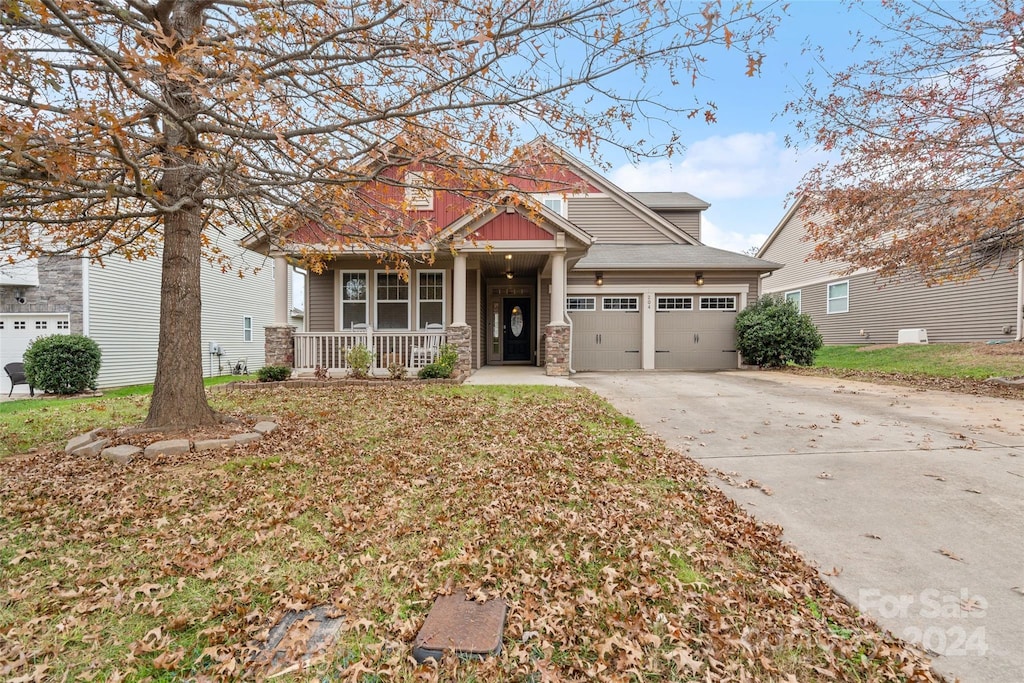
[4,362,34,397]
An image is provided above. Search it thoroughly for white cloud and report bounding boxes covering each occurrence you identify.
[700,217,768,254]
[609,132,822,201]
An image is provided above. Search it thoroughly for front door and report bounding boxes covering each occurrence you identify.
[503,298,531,362]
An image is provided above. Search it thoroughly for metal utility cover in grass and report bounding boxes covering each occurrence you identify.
[413,590,508,662]
[251,605,344,675]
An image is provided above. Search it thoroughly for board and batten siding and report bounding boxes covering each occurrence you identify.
[759,205,843,291]
[795,269,1019,345]
[86,231,274,388]
[568,196,674,244]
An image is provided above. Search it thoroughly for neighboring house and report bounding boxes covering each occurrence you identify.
[758,194,1021,344]
[249,140,780,376]
[0,224,277,396]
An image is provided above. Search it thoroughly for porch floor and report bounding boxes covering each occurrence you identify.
[464,366,578,387]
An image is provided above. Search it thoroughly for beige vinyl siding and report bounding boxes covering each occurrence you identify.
[568,196,674,244]
[760,205,844,291]
[86,228,273,388]
[307,270,335,332]
[538,276,552,364]
[653,209,701,242]
[568,269,760,293]
[467,269,479,368]
[802,269,1019,344]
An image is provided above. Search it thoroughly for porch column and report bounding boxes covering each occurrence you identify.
[452,252,467,325]
[549,251,566,325]
[273,254,289,325]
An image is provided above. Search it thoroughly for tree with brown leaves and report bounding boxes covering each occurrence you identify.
[0,0,780,429]
[788,0,1024,284]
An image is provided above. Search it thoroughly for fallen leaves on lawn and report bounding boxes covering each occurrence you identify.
[0,386,941,681]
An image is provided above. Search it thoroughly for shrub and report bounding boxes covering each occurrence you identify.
[23,334,102,394]
[387,359,406,380]
[257,365,292,382]
[735,294,823,368]
[417,343,458,379]
[345,344,374,379]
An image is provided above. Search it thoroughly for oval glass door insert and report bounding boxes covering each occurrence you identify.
[510,306,524,338]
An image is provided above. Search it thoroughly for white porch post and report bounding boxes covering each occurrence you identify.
[273,254,289,325]
[452,252,467,325]
[550,250,566,325]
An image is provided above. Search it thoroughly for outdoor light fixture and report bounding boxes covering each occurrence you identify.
[506,271,514,279]
[505,253,512,260]
[695,272,704,286]
[595,272,604,286]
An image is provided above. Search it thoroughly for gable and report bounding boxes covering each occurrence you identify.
[760,197,850,292]
[469,212,553,241]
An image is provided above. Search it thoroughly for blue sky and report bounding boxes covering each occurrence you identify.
[600,1,884,253]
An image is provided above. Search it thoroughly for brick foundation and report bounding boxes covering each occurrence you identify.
[544,323,570,376]
[264,325,295,368]
[446,323,473,381]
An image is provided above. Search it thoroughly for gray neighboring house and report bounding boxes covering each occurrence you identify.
[758,194,1021,345]
[0,224,278,396]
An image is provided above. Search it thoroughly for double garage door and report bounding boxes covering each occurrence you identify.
[568,294,739,371]
[0,313,71,395]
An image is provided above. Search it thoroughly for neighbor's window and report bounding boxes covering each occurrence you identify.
[376,272,409,329]
[827,281,849,314]
[341,271,368,329]
[57,319,69,330]
[417,270,445,328]
[785,290,802,313]
[602,296,639,311]
[243,316,252,342]
[35,320,47,330]
[566,296,596,311]
[405,171,434,210]
[699,296,737,311]
[657,296,693,311]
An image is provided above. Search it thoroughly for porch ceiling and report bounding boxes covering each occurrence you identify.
[476,252,550,278]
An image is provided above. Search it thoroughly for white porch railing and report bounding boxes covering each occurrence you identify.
[293,329,447,373]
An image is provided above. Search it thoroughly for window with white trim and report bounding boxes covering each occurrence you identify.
[656,296,693,311]
[376,272,409,329]
[405,171,434,210]
[827,281,849,314]
[535,194,569,217]
[243,316,253,342]
[341,272,368,329]
[566,296,596,311]
[785,290,802,312]
[602,296,639,311]
[699,296,737,311]
[417,270,445,328]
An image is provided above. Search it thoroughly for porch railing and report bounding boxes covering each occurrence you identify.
[293,329,447,374]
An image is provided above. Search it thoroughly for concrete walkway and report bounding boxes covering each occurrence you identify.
[463,365,578,387]
[574,370,1024,683]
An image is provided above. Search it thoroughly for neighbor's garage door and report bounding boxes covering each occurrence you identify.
[0,313,71,395]
[654,294,739,370]
[568,295,642,370]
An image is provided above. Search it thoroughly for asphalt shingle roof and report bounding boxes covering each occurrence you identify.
[574,244,782,271]
[629,192,710,210]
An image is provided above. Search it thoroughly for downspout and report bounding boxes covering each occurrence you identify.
[81,256,89,336]
[1017,248,1023,342]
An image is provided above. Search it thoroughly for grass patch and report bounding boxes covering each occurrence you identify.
[0,384,936,680]
[814,343,1023,379]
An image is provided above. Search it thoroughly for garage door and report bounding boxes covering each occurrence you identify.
[654,294,738,371]
[568,295,642,370]
[0,313,71,395]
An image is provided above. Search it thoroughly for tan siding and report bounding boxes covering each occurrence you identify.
[798,269,1019,344]
[568,196,675,244]
[761,206,845,291]
[568,269,759,290]
[467,269,479,368]
[307,270,335,331]
[538,277,552,364]
[653,209,701,242]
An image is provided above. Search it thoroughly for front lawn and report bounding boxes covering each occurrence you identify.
[814,342,1022,379]
[0,385,935,680]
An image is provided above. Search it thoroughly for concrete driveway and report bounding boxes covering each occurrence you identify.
[573,370,1024,683]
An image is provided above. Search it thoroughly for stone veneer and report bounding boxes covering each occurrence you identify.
[544,323,570,376]
[264,325,295,368]
[0,256,84,332]
[446,323,473,381]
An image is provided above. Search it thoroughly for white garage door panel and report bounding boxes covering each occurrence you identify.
[570,309,642,371]
[0,313,71,395]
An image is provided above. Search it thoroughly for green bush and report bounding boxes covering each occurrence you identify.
[735,294,823,368]
[23,334,102,394]
[257,365,292,382]
[417,343,458,379]
[345,344,374,379]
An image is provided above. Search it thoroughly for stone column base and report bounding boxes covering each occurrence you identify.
[446,323,473,381]
[265,325,295,368]
[544,323,570,376]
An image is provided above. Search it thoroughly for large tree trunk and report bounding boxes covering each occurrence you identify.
[145,204,219,429]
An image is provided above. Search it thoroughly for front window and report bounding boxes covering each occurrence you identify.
[376,272,409,329]
[418,271,445,328]
[785,290,802,313]
[243,315,252,342]
[341,272,368,329]
[827,281,849,314]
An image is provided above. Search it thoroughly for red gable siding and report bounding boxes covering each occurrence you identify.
[470,213,552,241]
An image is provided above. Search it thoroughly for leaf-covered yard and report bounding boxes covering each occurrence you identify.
[1,385,939,681]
